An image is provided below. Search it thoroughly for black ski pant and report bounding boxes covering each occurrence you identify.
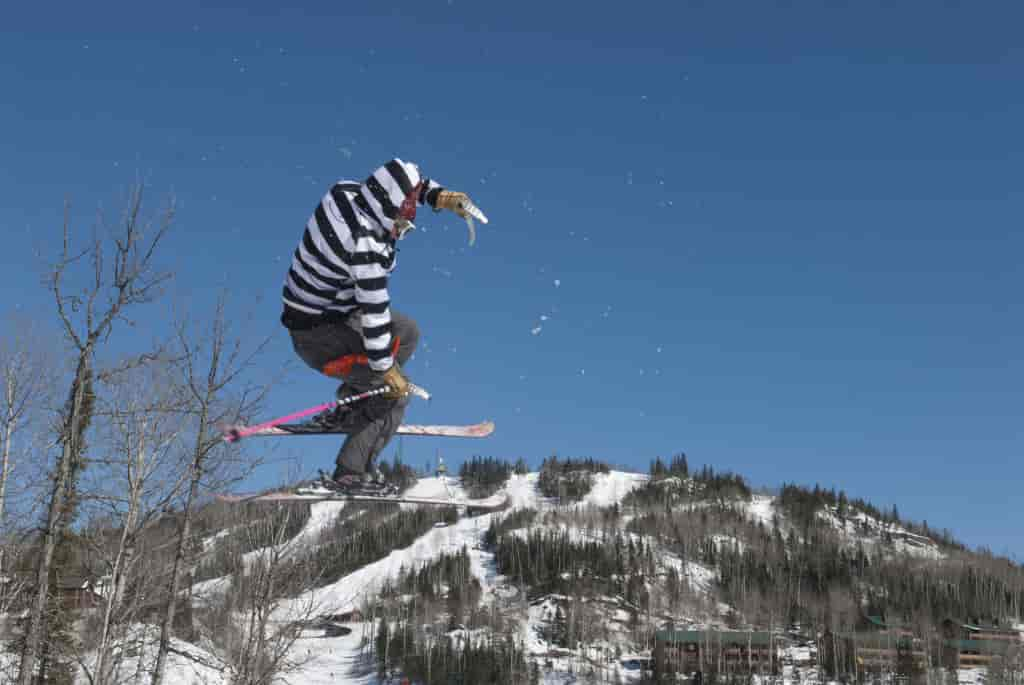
[288,311,419,476]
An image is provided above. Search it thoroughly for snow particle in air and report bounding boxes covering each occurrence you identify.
[554,279,561,288]
[531,327,542,336]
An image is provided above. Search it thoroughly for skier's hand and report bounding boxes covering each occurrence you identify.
[377,364,410,400]
[435,190,488,246]
[434,190,476,220]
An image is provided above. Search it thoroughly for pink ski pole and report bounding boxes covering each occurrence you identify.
[223,386,390,443]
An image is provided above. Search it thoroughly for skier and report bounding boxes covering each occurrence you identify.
[280,159,481,493]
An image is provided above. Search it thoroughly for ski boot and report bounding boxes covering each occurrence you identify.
[317,467,399,497]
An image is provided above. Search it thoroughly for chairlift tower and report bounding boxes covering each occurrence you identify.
[435,450,448,479]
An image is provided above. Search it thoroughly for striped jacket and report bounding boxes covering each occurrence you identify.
[281,159,444,371]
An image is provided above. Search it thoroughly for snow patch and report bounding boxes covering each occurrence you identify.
[283,621,378,684]
[817,505,943,560]
[582,471,648,508]
[74,624,229,685]
[745,495,776,527]
[274,508,499,620]
[505,472,542,510]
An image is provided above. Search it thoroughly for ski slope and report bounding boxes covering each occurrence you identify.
[183,470,960,684]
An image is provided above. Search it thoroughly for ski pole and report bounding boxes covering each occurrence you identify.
[223,386,391,443]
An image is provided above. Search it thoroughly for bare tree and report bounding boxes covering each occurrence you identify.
[19,189,172,685]
[0,319,52,533]
[0,320,55,617]
[76,359,191,685]
[203,507,318,685]
[150,295,270,685]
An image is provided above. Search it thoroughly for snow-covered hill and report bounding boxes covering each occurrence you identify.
[176,469,978,684]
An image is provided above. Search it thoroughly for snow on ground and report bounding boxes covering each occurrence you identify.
[662,553,717,596]
[289,501,350,547]
[74,624,230,685]
[401,475,464,503]
[282,621,378,685]
[0,643,18,682]
[272,472,656,680]
[818,506,943,560]
[201,527,230,553]
[273,507,499,621]
[504,470,646,513]
[581,471,648,508]
[745,494,776,527]
[782,644,817,666]
[524,596,647,684]
[505,472,541,509]
[193,500,350,602]
[957,668,987,685]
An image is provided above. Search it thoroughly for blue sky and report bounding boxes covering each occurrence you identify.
[1,1,1021,557]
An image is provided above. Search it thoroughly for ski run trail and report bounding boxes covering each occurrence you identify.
[275,472,654,684]
[173,470,959,684]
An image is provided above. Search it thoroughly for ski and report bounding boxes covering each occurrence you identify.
[222,383,434,443]
[214,490,508,510]
[223,420,494,440]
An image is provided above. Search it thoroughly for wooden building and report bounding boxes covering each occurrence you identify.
[822,615,927,676]
[1,574,102,612]
[822,631,927,675]
[941,618,1021,645]
[940,619,1022,669]
[53,576,103,611]
[655,629,776,674]
[941,639,1014,669]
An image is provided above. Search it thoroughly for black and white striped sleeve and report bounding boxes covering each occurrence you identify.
[352,236,394,371]
[419,176,444,209]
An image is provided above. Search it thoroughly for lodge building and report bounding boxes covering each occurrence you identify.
[822,614,1022,674]
[940,618,1022,669]
[655,629,777,675]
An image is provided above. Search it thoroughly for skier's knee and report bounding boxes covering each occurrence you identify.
[397,319,419,362]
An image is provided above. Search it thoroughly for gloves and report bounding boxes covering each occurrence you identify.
[435,190,488,246]
[377,364,410,400]
[434,190,476,220]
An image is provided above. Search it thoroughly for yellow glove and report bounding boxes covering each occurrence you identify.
[435,190,476,219]
[435,190,488,246]
[378,364,410,400]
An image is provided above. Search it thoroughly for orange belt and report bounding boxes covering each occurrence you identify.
[321,337,400,378]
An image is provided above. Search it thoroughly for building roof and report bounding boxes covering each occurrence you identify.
[943,618,1021,636]
[657,630,773,647]
[863,615,910,631]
